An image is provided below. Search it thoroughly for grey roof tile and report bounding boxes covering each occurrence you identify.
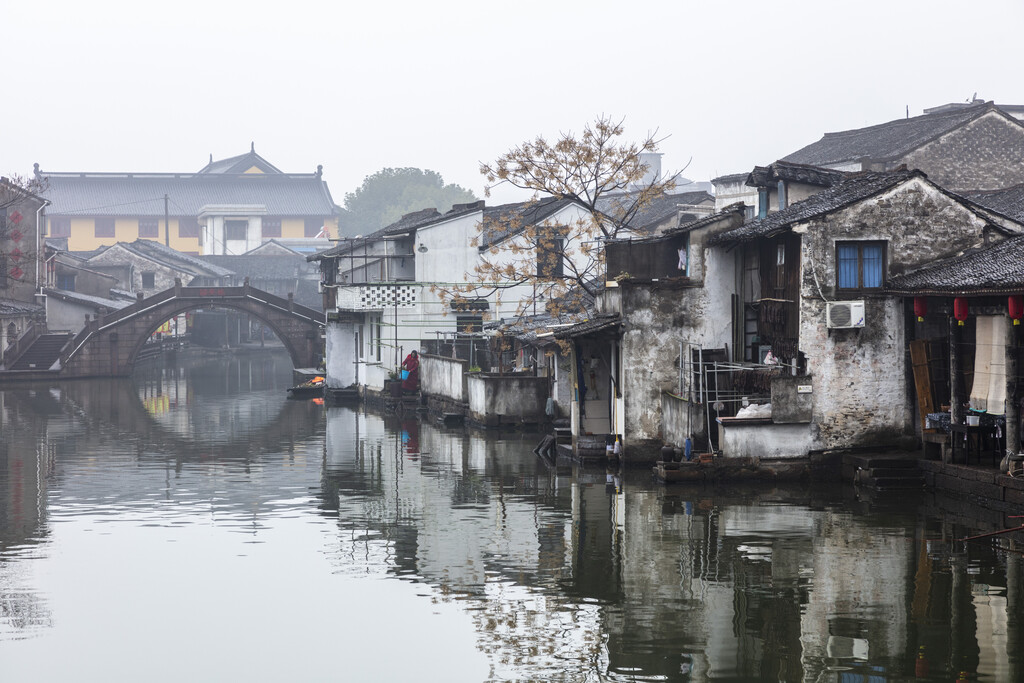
[711,170,918,244]
[887,235,1024,294]
[41,170,339,218]
[964,184,1024,223]
[781,103,1015,167]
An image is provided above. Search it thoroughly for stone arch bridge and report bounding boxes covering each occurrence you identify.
[60,282,324,377]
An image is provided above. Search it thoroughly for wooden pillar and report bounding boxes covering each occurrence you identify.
[948,316,962,464]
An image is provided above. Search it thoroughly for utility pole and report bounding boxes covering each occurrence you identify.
[164,194,170,247]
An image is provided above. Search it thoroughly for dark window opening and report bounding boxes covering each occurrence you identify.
[139,218,159,238]
[537,236,565,279]
[57,272,76,291]
[142,272,156,289]
[50,218,71,237]
[225,220,247,241]
[263,218,282,238]
[95,217,115,238]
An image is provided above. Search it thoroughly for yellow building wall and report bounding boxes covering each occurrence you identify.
[60,215,332,252]
[61,218,200,253]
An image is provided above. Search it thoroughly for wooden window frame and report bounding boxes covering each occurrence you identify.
[835,240,887,294]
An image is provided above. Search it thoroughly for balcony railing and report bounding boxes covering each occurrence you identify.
[334,283,422,310]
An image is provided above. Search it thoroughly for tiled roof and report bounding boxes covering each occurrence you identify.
[712,172,750,184]
[553,312,621,339]
[40,170,339,218]
[663,203,747,237]
[90,239,234,278]
[596,190,713,234]
[747,161,848,188]
[964,184,1024,223]
[887,235,1024,294]
[711,170,918,244]
[0,298,43,316]
[309,206,464,260]
[197,147,283,175]
[782,103,1013,167]
[42,288,132,311]
[480,197,577,248]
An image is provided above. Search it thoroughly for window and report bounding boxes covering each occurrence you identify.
[50,217,71,237]
[142,272,156,289]
[837,241,885,290]
[537,236,565,279]
[305,217,324,238]
[225,220,247,241]
[57,272,76,291]
[179,217,200,238]
[95,217,115,238]
[262,218,281,238]
[139,218,159,238]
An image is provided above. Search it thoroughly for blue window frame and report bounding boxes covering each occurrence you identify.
[837,241,885,290]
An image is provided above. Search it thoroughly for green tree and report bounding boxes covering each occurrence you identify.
[339,168,477,237]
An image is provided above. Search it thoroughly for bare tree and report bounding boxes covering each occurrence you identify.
[437,115,683,325]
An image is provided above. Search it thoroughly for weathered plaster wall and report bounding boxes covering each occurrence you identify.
[467,374,548,427]
[618,245,736,458]
[325,319,356,388]
[797,177,995,451]
[661,392,703,448]
[420,353,467,403]
[718,421,814,459]
[901,111,1024,191]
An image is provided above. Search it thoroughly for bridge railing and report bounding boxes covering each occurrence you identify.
[2,322,45,369]
[60,283,325,368]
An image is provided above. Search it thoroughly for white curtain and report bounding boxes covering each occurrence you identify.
[970,315,1007,414]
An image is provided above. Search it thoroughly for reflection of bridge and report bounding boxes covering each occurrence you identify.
[60,282,324,377]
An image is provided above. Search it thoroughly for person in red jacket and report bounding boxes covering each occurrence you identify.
[401,350,420,392]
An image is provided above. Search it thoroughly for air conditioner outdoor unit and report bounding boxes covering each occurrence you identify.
[826,300,865,329]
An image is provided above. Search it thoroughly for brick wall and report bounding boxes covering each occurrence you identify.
[901,111,1024,191]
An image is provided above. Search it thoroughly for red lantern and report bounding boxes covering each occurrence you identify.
[953,297,969,326]
[1009,295,1024,326]
[913,296,927,323]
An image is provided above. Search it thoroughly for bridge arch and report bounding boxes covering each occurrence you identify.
[60,284,324,378]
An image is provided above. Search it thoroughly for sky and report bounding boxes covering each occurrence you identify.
[6,0,1024,206]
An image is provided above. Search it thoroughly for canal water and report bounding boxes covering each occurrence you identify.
[0,349,1021,682]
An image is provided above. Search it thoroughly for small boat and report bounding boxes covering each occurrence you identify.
[287,376,325,399]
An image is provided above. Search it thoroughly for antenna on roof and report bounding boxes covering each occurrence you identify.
[209,153,213,164]
[906,105,909,119]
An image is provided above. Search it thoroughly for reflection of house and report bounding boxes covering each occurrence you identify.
[38,146,340,255]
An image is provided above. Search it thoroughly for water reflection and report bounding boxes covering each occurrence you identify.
[0,349,1022,681]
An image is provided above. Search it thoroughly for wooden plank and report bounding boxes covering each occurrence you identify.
[910,339,936,433]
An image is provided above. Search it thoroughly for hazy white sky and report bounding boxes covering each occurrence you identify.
[6,0,1024,205]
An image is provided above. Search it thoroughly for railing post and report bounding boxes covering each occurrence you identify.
[174,278,182,297]
[288,292,294,313]
[137,292,144,302]
[244,277,250,296]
